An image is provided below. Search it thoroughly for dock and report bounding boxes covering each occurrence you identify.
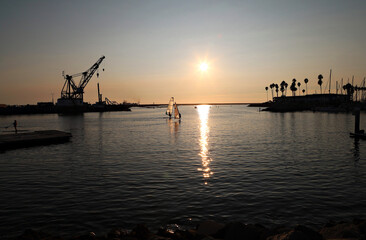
[0,130,72,151]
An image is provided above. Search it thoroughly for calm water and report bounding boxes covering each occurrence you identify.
[1,105,365,238]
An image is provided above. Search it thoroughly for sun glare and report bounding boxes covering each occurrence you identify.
[199,62,208,72]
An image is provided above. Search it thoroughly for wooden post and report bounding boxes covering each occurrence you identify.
[354,110,360,133]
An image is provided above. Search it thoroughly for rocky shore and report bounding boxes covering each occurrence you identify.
[9,219,366,240]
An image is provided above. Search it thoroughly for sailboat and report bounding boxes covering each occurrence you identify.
[166,97,181,119]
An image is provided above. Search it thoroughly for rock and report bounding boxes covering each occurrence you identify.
[107,229,130,240]
[266,225,292,238]
[148,235,172,240]
[216,222,246,240]
[173,229,197,240]
[196,221,225,236]
[131,224,150,240]
[213,222,269,240]
[358,220,366,236]
[200,237,218,240]
[267,225,323,240]
[156,228,175,239]
[319,220,366,240]
[71,231,98,240]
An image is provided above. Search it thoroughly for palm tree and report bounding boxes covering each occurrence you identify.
[302,89,305,95]
[297,82,301,95]
[290,79,297,96]
[270,83,275,100]
[284,82,288,96]
[280,81,286,97]
[304,78,309,95]
[318,74,323,94]
[275,84,279,97]
[265,86,269,101]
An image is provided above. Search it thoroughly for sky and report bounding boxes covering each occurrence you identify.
[1,0,366,104]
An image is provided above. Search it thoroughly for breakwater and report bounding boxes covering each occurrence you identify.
[251,94,366,112]
[0,103,132,115]
[9,219,366,240]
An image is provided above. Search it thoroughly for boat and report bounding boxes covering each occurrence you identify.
[166,97,181,119]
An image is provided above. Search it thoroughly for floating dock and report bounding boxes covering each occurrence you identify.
[0,130,72,151]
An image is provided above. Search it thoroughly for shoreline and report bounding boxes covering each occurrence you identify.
[6,219,366,240]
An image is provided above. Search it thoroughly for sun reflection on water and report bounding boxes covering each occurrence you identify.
[197,105,213,184]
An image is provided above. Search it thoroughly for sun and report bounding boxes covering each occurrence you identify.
[199,62,208,72]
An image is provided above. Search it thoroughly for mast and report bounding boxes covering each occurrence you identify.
[329,69,332,94]
[362,78,366,102]
[341,78,343,94]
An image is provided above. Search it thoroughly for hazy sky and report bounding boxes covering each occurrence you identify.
[1,0,366,104]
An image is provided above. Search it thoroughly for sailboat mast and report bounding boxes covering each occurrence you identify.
[341,78,343,94]
[329,69,332,94]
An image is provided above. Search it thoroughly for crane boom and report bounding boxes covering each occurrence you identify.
[58,56,105,104]
[78,56,105,89]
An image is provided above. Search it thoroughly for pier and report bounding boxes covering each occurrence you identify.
[0,130,72,150]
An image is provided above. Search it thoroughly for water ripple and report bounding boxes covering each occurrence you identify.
[0,107,365,237]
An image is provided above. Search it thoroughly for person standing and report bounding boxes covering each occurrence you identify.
[13,120,17,133]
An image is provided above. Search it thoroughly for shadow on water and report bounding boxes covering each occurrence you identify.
[353,138,360,162]
[97,113,104,152]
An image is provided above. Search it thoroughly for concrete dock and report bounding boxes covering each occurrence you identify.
[0,130,72,150]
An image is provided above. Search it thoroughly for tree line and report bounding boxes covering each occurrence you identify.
[265,74,366,102]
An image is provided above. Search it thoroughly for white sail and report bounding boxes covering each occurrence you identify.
[174,103,180,119]
[166,97,174,116]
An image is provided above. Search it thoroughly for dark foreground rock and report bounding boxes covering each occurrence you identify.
[11,219,366,240]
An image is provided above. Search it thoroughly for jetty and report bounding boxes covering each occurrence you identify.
[0,130,72,150]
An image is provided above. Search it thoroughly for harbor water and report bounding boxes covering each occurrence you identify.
[0,105,365,238]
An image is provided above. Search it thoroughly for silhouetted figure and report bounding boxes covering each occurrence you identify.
[13,120,17,133]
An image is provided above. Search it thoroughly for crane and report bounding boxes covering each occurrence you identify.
[57,56,105,105]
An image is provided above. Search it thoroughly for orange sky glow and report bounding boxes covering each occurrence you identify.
[1,1,365,105]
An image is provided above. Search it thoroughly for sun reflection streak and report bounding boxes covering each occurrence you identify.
[197,105,213,184]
